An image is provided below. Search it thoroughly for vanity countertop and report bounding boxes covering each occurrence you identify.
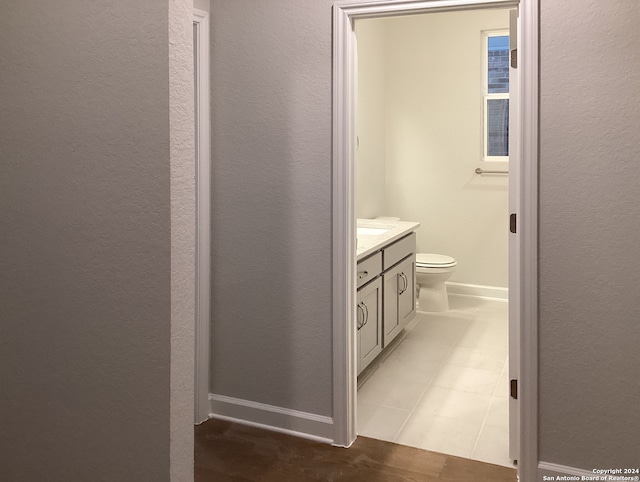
[356,218,421,261]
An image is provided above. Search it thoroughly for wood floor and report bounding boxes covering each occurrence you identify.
[195,419,517,482]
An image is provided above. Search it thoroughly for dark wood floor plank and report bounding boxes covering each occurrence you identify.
[195,418,517,482]
[440,456,517,482]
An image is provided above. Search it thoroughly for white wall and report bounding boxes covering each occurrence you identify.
[356,9,510,288]
[355,18,388,219]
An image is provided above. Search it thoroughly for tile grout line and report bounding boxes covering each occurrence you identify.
[391,356,448,443]
[360,297,508,460]
[358,311,429,441]
[391,312,443,441]
[470,398,492,458]
[392,305,478,444]
[472,356,510,463]
[425,299,507,461]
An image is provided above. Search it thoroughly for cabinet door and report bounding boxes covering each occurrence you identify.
[383,263,401,347]
[357,277,382,375]
[383,255,416,347]
[397,255,416,326]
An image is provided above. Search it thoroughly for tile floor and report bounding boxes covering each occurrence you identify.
[357,294,514,468]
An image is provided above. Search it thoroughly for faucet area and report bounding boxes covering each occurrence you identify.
[356,218,417,259]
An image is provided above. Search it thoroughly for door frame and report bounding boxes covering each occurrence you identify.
[331,0,539,480]
[193,7,211,424]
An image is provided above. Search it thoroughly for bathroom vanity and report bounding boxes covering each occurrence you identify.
[356,219,420,375]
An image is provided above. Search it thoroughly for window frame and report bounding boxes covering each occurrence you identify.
[482,29,510,162]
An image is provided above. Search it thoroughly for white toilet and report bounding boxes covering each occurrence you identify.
[415,253,457,312]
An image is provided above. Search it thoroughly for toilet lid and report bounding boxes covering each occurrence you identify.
[416,253,457,267]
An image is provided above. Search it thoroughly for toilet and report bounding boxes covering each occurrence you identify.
[415,253,457,312]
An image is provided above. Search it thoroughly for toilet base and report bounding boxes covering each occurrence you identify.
[417,282,450,312]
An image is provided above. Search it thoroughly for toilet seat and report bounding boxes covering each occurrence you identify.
[416,253,457,268]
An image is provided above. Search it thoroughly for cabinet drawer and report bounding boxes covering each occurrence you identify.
[383,233,416,270]
[357,251,382,289]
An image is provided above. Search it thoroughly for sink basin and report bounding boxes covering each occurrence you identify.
[357,227,390,236]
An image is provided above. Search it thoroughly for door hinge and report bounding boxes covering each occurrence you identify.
[510,379,518,399]
[510,213,517,234]
[511,48,518,69]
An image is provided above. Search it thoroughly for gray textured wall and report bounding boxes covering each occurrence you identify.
[210,0,640,470]
[539,0,640,468]
[209,0,334,415]
[0,1,173,480]
[169,0,196,479]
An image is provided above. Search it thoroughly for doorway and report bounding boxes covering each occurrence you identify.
[331,1,539,480]
[354,8,512,466]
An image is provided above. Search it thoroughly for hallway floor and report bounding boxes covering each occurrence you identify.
[195,418,517,481]
[357,295,513,468]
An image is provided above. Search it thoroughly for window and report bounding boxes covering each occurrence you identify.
[483,31,510,161]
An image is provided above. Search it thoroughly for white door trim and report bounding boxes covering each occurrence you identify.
[193,8,211,425]
[508,6,520,460]
[331,1,538,480]
[516,1,539,480]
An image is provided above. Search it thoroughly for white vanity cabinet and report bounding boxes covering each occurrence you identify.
[356,232,416,375]
[356,276,382,375]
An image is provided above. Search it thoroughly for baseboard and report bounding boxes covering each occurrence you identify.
[538,461,595,479]
[447,281,508,301]
[209,393,334,443]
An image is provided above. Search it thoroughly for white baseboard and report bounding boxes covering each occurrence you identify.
[447,281,508,301]
[209,393,334,443]
[538,461,595,479]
